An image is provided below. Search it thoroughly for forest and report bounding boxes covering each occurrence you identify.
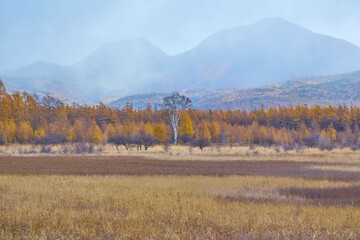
[1,80,360,152]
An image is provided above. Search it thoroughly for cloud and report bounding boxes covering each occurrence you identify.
[0,0,359,70]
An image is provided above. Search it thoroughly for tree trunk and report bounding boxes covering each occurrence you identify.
[173,127,178,144]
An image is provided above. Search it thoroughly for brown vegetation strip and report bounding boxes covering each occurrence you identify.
[216,184,360,207]
[280,185,360,206]
[0,155,360,180]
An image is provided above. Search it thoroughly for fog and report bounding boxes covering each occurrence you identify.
[1,0,359,70]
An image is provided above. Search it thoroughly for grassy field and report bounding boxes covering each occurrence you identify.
[1,147,360,239]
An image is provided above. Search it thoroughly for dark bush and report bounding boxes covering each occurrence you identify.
[324,139,334,151]
[283,143,294,152]
[129,135,143,150]
[140,133,159,150]
[351,138,360,151]
[109,133,159,151]
[180,134,192,144]
[303,135,319,148]
[73,142,94,154]
[33,134,67,146]
[109,135,130,150]
[192,137,210,151]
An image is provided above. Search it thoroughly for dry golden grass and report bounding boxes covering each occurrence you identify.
[1,146,360,239]
[309,165,360,173]
[2,144,360,164]
[112,145,360,163]
[0,175,360,239]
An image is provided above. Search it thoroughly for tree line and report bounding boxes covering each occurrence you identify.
[1,80,360,151]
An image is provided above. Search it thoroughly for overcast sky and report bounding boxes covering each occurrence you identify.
[1,0,359,70]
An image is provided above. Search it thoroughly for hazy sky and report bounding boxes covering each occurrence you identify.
[1,0,360,70]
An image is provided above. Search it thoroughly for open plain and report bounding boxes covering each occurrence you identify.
[1,147,360,239]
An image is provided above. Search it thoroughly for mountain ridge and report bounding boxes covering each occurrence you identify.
[2,17,360,103]
[109,70,360,110]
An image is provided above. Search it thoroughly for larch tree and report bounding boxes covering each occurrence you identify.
[153,123,166,144]
[0,96,11,122]
[0,121,6,144]
[163,92,192,144]
[16,121,33,144]
[11,92,25,125]
[103,124,116,142]
[5,120,16,144]
[143,123,154,136]
[178,111,194,139]
[197,121,211,142]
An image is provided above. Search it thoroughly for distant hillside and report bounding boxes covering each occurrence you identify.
[0,38,170,103]
[68,38,172,99]
[2,18,360,103]
[138,17,360,92]
[109,71,360,110]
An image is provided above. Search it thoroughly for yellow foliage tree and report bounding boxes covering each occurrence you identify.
[66,128,76,143]
[153,123,166,143]
[209,121,220,141]
[197,121,211,142]
[87,120,102,144]
[123,121,138,137]
[258,126,267,144]
[93,125,102,144]
[11,92,25,125]
[178,112,194,137]
[0,96,11,122]
[5,120,16,144]
[327,124,337,144]
[34,128,46,138]
[52,107,68,135]
[103,124,116,142]
[73,119,87,142]
[16,121,33,143]
[143,123,154,136]
[0,121,6,144]
[298,123,311,139]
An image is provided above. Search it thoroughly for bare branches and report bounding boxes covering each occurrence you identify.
[163,92,192,144]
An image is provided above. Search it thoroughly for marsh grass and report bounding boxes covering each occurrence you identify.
[0,175,359,239]
[1,147,360,239]
[2,144,360,164]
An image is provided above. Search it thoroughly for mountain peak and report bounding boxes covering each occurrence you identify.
[101,37,152,48]
[79,37,169,66]
[97,37,165,53]
[250,17,308,33]
[254,17,292,25]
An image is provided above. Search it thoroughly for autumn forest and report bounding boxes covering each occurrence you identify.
[1,80,359,152]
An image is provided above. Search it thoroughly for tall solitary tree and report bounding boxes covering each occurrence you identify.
[163,92,192,144]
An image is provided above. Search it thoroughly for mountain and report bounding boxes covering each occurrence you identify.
[109,70,360,110]
[141,17,360,92]
[1,61,71,80]
[69,38,171,98]
[1,38,170,102]
[2,18,360,103]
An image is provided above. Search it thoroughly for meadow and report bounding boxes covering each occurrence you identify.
[1,146,360,239]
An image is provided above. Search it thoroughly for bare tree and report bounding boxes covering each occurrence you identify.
[163,92,192,144]
[41,94,62,109]
[140,133,159,150]
[192,137,210,151]
[109,135,129,150]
